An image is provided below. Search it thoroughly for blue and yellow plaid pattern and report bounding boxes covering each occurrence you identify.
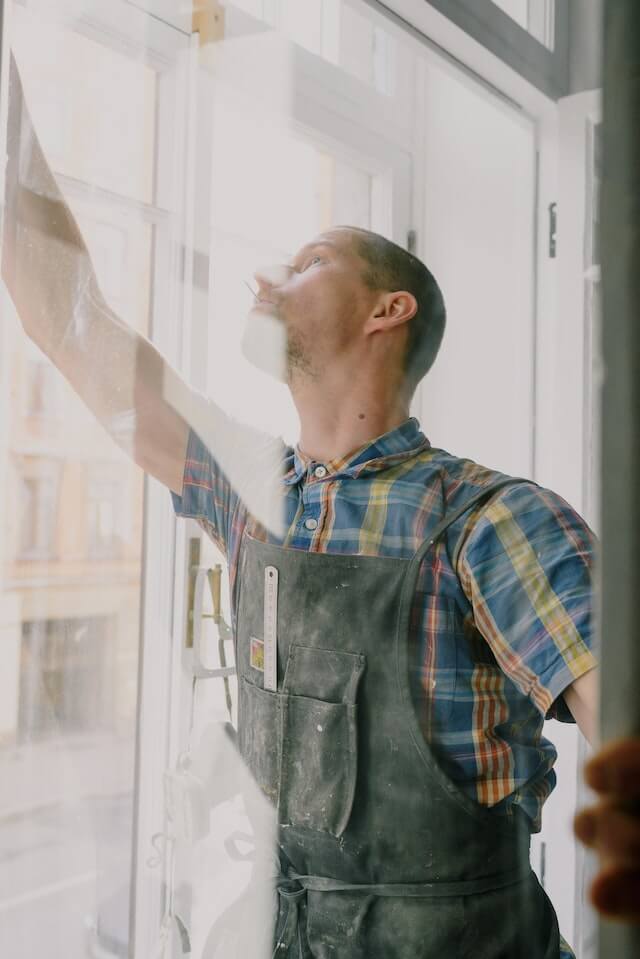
[172,416,597,833]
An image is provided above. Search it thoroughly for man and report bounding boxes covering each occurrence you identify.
[1,56,630,956]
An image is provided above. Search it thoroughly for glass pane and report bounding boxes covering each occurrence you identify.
[225,0,398,94]
[207,90,375,442]
[1,2,604,958]
[339,0,396,93]
[0,3,188,958]
[492,0,555,49]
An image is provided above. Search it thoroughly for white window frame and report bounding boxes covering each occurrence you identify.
[0,1,597,955]
[176,0,584,950]
[149,5,598,955]
[555,88,601,959]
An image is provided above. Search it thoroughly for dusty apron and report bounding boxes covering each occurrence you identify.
[236,479,562,958]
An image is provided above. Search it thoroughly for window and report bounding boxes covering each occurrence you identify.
[0,5,189,958]
[226,0,398,95]
[492,0,555,48]
[24,359,58,418]
[0,1,599,957]
[18,470,59,560]
[17,617,113,742]
[422,0,569,97]
[87,478,122,559]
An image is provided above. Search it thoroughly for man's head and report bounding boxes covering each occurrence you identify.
[247,226,445,399]
[345,227,446,395]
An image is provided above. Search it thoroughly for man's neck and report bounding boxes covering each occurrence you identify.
[293,379,410,464]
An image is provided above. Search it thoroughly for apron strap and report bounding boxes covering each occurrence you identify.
[273,863,533,955]
[408,476,534,579]
[287,863,532,898]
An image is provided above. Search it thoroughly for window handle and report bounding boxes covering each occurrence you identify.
[191,565,235,680]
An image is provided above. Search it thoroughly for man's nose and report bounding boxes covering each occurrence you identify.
[253,271,273,298]
[253,264,293,293]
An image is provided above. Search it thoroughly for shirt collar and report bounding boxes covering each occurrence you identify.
[283,417,430,486]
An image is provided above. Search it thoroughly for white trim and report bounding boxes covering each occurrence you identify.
[365,0,558,120]
[120,0,191,35]
[531,86,601,956]
[531,108,560,488]
[14,0,185,69]
[127,26,196,959]
[54,172,173,222]
[0,0,15,576]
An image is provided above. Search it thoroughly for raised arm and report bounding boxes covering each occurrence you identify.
[1,54,188,494]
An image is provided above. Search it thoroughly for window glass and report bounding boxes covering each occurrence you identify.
[0,4,187,957]
[207,88,377,440]
[0,1,600,958]
[226,0,398,94]
[492,0,556,48]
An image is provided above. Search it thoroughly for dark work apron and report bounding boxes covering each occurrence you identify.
[235,479,562,958]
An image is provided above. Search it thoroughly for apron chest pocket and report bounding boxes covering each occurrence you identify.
[279,645,365,838]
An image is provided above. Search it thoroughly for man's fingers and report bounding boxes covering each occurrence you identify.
[590,865,640,923]
[575,802,640,863]
[585,738,640,797]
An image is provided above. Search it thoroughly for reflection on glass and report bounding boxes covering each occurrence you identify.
[0,3,163,957]
[227,0,397,94]
[18,618,111,741]
[0,1,599,958]
[208,89,376,439]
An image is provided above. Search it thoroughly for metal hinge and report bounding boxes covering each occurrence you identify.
[407,229,417,255]
[548,202,557,258]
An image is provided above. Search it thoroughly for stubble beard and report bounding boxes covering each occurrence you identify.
[286,327,320,384]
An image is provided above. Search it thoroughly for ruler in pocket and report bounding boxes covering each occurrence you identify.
[263,565,279,691]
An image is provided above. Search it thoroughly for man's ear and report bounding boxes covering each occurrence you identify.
[363,291,418,334]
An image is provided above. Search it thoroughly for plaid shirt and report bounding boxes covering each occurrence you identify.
[172,416,596,836]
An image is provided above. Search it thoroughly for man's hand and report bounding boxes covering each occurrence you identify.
[574,738,640,922]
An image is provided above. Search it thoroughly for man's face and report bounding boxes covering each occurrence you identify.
[249,229,378,382]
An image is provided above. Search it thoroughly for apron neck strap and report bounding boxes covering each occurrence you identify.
[409,477,532,578]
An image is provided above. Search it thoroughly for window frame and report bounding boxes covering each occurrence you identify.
[373,0,569,98]
[0,1,597,956]
[16,459,62,562]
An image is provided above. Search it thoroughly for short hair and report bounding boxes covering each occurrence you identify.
[342,227,446,393]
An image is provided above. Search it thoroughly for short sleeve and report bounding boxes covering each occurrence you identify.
[170,394,289,554]
[171,428,241,555]
[457,482,598,722]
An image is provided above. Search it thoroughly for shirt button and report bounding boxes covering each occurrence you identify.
[314,465,327,479]
[304,518,318,531]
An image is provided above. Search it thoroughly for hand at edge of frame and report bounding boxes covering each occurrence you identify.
[574,738,640,923]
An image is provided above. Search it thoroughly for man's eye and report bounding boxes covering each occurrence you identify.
[304,255,323,269]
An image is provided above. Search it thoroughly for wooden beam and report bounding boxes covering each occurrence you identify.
[192,0,225,45]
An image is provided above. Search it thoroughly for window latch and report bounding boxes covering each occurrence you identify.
[548,202,557,258]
